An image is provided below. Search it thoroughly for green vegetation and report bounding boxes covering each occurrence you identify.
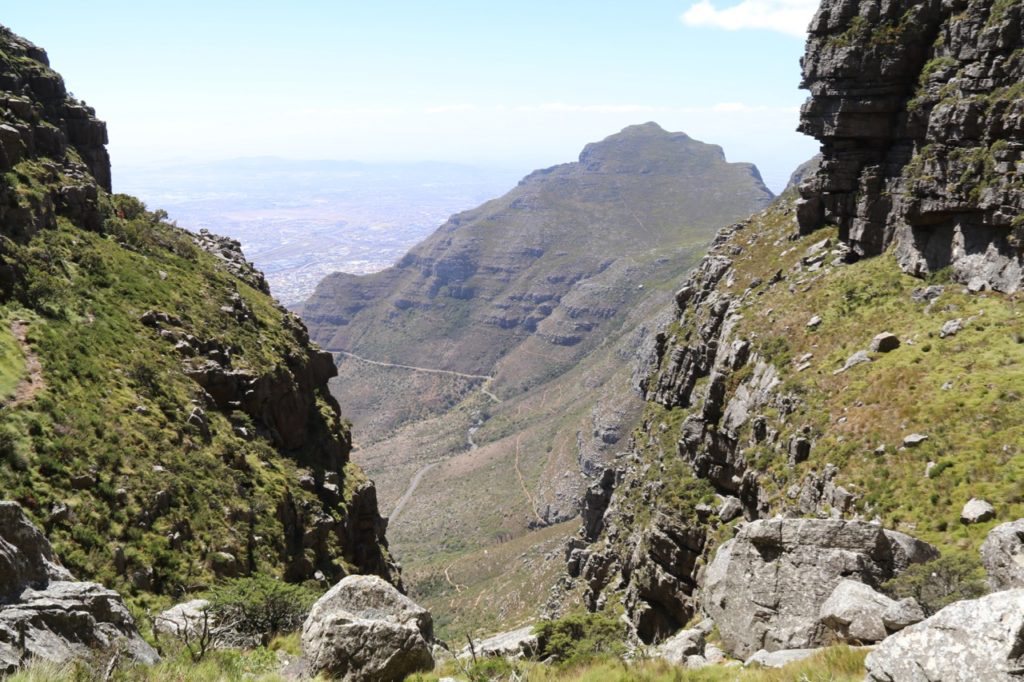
[407,646,868,682]
[8,645,293,682]
[658,193,1024,556]
[205,575,322,640]
[882,553,987,616]
[534,612,629,667]
[0,183,366,611]
[0,317,25,400]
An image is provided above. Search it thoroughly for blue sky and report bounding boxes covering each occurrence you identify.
[5,1,820,191]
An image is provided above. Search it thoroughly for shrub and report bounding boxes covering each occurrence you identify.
[882,553,987,616]
[206,575,321,640]
[534,612,627,667]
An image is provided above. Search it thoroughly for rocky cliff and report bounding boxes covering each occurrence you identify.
[797,0,1024,292]
[559,0,1024,645]
[0,25,398,604]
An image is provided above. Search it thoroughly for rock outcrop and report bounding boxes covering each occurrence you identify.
[702,518,936,658]
[865,589,1024,682]
[0,27,109,242]
[798,0,1024,292]
[301,575,434,682]
[0,502,157,673]
[982,519,1024,591]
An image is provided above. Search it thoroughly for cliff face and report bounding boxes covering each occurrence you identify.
[560,0,1024,645]
[798,0,1024,292]
[0,26,398,599]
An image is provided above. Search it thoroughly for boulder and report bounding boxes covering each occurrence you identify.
[819,579,923,643]
[961,498,996,524]
[653,627,705,665]
[744,648,817,668]
[464,625,538,660]
[869,333,900,353]
[981,519,1024,591]
[939,319,963,339]
[902,433,928,447]
[865,589,1024,682]
[833,350,870,375]
[702,518,936,658]
[302,575,433,682]
[0,502,157,673]
[718,496,743,523]
[154,599,212,638]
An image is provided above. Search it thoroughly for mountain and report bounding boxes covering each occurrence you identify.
[0,24,397,611]
[300,123,774,635]
[302,122,772,438]
[557,0,1024,650]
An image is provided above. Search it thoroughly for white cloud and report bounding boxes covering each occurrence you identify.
[681,0,818,37]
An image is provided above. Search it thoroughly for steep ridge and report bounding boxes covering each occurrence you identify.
[302,123,772,440]
[558,0,1024,647]
[0,25,397,610]
[300,124,774,636]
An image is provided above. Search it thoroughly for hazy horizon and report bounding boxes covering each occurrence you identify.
[6,1,820,197]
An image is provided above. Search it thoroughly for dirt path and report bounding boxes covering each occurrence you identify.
[514,436,546,526]
[336,350,493,381]
[444,563,466,594]
[8,320,44,407]
[389,461,440,523]
[336,350,502,405]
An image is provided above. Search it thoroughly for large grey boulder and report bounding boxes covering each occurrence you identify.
[0,502,158,673]
[463,625,538,660]
[301,574,433,682]
[865,589,1024,681]
[702,518,936,658]
[981,519,1024,591]
[819,579,923,643]
[653,626,706,665]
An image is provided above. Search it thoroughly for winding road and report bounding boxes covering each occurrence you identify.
[389,461,440,522]
[335,350,505,523]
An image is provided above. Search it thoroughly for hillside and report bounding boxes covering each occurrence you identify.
[302,123,772,440]
[299,124,773,636]
[559,0,1024,649]
[0,24,397,612]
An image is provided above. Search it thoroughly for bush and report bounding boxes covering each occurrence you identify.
[534,612,627,667]
[206,575,321,640]
[882,553,987,616]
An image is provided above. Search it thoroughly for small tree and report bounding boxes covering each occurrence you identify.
[206,575,320,642]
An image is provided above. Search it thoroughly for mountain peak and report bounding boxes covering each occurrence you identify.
[577,122,719,174]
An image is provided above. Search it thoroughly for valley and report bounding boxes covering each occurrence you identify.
[301,122,773,636]
[1,0,1024,680]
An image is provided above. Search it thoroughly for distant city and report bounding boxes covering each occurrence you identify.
[116,158,523,306]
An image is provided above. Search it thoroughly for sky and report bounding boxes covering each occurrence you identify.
[5,0,821,192]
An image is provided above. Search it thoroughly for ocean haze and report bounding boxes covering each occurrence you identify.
[116,158,524,305]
